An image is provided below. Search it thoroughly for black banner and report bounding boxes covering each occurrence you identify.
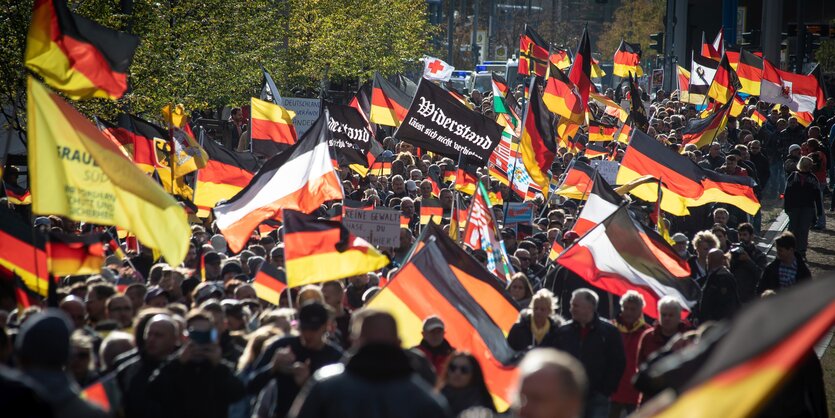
[325,102,374,167]
[394,78,501,162]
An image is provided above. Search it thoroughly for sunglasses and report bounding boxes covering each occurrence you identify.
[448,364,472,374]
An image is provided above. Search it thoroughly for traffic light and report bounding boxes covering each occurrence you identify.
[648,32,664,54]
[741,29,761,49]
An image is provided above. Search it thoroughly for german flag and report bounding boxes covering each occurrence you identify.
[750,110,766,126]
[519,25,549,77]
[98,114,167,174]
[708,54,741,104]
[729,94,746,118]
[676,65,692,103]
[649,277,835,417]
[736,49,763,96]
[520,78,558,196]
[3,182,32,205]
[443,168,456,184]
[369,160,392,176]
[725,48,740,71]
[367,239,519,410]
[568,27,592,108]
[554,160,595,200]
[47,231,105,277]
[543,64,585,125]
[583,143,610,159]
[419,198,444,226]
[24,0,139,100]
[14,273,41,310]
[616,129,704,216]
[253,262,287,305]
[589,92,629,123]
[369,72,414,127]
[250,96,297,157]
[701,29,723,62]
[591,58,606,79]
[454,154,481,195]
[588,120,618,142]
[550,48,572,70]
[194,138,259,217]
[792,110,814,127]
[689,169,761,215]
[28,77,190,266]
[213,110,343,253]
[613,40,643,78]
[681,101,731,149]
[282,209,388,288]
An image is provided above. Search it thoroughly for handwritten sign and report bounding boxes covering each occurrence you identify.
[342,208,402,248]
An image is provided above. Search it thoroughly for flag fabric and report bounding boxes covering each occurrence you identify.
[729,94,746,118]
[588,120,618,142]
[491,73,521,125]
[24,0,139,100]
[760,59,825,113]
[0,207,49,296]
[520,78,558,196]
[282,209,389,288]
[259,65,283,104]
[4,182,32,205]
[367,239,519,410]
[543,65,585,125]
[677,65,692,103]
[161,104,187,128]
[589,92,629,123]
[194,138,260,217]
[250,96,297,157]
[80,376,115,413]
[349,81,377,135]
[725,49,740,71]
[750,110,767,126]
[627,72,649,131]
[554,160,596,200]
[27,77,190,266]
[568,28,593,109]
[613,40,643,78]
[419,199,444,225]
[689,169,761,215]
[454,154,481,196]
[154,123,207,181]
[583,143,610,159]
[708,54,741,104]
[649,277,835,417]
[557,205,697,319]
[213,110,344,254]
[370,72,414,127]
[550,48,572,70]
[97,114,166,174]
[422,56,455,81]
[253,261,287,305]
[591,58,606,79]
[519,25,549,77]
[47,232,105,277]
[573,174,623,236]
[617,129,704,216]
[13,273,41,310]
[736,49,763,96]
[463,182,514,282]
[690,55,719,102]
[701,29,723,61]
[681,101,731,149]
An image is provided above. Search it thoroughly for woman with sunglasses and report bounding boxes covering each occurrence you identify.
[436,352,496,416]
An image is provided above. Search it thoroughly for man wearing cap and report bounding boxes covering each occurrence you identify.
[246,301,343,418]
[202,252,223,281]
[413,316,454,374]
[670,233,691,259]
[15,309,108,418]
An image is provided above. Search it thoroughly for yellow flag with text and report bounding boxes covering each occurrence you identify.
[27,77,189,265]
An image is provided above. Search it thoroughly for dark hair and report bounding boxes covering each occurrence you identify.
[737,223,754,235]
[437,352,496,412]
[774,232,796,250]
[89,283,117,301]
[132,307,170,348]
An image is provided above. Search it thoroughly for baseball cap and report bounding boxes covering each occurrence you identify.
[671,233,689,244]
[422,315,445,332]
[788,144,801,153]
[299,301,329,331]
[34,217,51,227]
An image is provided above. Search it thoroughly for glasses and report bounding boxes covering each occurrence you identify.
[448,363,472,374]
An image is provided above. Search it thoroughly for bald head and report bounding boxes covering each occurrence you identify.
[515,348,586,418]
[707,248,727,270]
[59,296,86,330]
[350,309,400,348]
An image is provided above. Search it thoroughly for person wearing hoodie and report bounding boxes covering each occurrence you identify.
[507,289,563,352]
[289,309,451,418]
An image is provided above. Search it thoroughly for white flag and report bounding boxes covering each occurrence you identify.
[422,56,455,82]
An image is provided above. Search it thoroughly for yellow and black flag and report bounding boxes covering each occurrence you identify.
[647,277,835,418]
[283,209,389,288]
[25,0,139,100]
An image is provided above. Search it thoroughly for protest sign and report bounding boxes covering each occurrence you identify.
[280,97,320,135]
[503,201,534,225]
[590,159,620,185]
[342,208,401,248]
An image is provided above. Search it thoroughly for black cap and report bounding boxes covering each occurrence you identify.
[298,302,329,331]
[15,309,72,368]
[221,262,243,277]
[203,251,221,265]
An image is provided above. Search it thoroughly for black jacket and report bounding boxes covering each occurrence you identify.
[289,344,451,418]
[506,310,561,351]
[545,317,626,397]
[750,152,771,189]
[757,255,812,294]
[146,357,245,418]
[783,171,822,215]
[697,267,741,323]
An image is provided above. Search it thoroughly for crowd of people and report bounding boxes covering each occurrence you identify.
[1,79,833,418]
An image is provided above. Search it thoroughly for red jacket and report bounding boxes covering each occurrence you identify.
[610,317,651,405]
[414,339,454,375]
[637,322,692,366]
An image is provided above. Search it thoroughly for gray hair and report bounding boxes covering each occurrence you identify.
[529,289,558,312]
[619,290,645,309]
[657,295,683,314]
[571,288,599,308]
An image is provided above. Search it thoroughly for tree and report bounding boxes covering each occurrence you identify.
[0,0,433,135]
[596,0,665,60]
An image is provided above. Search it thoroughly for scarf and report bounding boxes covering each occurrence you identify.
[530,317,550,344]
[615,317,647,334]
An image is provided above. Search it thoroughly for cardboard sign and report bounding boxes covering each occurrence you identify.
[342,208,401,248]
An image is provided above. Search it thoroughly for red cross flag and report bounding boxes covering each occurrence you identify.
[422,56,455,82]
